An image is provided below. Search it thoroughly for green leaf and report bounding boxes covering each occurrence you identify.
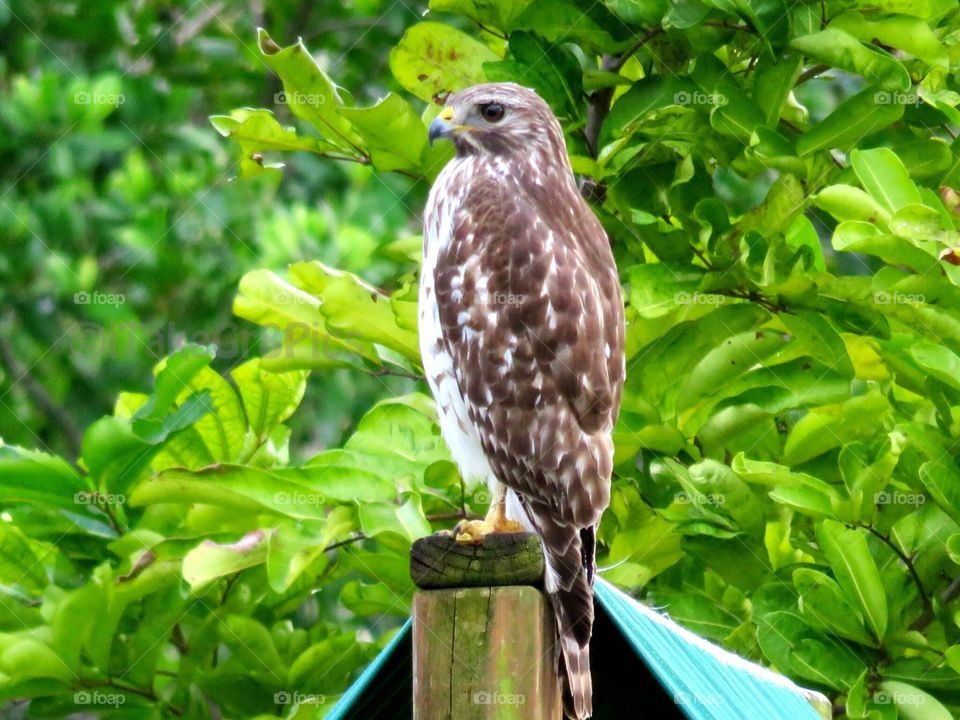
[876,681,953,720]
[389,22,500,103]
[832,222,939,272]
[601,76,694,146]
[428,0,535,31]
[796,87,904,155]
[815,185,891,224]
[816,520,888,641]
[0,446,88,511]
[756,610,866,689]
[483,31,582,120]
[918,457,960,523]
[678,329,793,410]
[256,29,361,151]
[789,29,910,91]
[289,261,421,364]
[339,93,429,172]
[0,524,48,594]
[210,108,337,177]
[793,568,876,646]
[831,12,946,65]
[359,495,431,541]
[510,1,630,53]
[752,56,800,125]
[131,463,396,518]
[851,148,922,213]
[909,342,960,393]
[230,360,308,440]
[182,531,268,590]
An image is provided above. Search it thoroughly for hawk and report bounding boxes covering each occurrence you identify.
[419,82,625,718]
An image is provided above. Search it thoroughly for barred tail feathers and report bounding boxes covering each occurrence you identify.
[543,526,597,720]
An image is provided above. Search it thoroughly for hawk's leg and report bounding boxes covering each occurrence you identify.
[454,482,524,544]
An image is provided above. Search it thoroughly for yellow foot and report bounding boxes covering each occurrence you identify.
[453,517,525,545]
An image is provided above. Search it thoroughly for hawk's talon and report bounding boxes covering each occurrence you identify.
[452,517,525,545]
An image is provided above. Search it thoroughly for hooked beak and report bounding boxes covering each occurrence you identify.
[428,106,456,145]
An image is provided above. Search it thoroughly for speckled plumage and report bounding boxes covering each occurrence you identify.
[419,83,625,720]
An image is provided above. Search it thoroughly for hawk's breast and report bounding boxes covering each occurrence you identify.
[419,157,493,485]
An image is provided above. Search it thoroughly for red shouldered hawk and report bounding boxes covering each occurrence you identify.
[420,82,625,719]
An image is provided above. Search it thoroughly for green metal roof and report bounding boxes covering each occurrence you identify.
[327,579,830,720]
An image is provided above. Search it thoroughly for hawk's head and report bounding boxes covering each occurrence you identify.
[428,83,566,160]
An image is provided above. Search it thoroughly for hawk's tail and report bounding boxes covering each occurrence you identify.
[543,526,597,720]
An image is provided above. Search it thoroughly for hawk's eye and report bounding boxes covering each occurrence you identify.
[479,103,505,123]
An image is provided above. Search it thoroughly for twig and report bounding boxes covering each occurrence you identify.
[585,29,662,154]
[859,523,933,629]
[703,20,758,35]
[940,575,960,605]
[797,64,830,85]
[325,533,367,553]
[366,366,423,381]
[611,27,665,73]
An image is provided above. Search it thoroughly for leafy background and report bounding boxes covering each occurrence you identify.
[2,0,960,718]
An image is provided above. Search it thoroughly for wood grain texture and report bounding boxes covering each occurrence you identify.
[413,586,562,720]
[409,532,544,590]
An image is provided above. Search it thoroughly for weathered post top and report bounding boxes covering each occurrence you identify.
[409,532,562,720]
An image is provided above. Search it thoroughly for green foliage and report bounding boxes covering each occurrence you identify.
[4,0,960,718]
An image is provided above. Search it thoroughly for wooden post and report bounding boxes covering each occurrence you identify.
[410,532,562,720]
